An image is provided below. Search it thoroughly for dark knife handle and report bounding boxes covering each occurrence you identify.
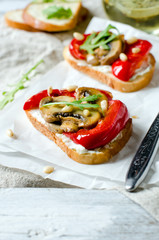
[125,113,159,192]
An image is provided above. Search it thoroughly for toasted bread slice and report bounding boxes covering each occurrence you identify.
[5,9,37,32]
[25,109,132,165]
[23,1,82,32]
[63,46,156,92]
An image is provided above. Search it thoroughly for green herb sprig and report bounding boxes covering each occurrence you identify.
[43,5,72,19]
[80,24,119,54]
[0,60,43,110]
[43,94,102,110]
[33,0,80,3]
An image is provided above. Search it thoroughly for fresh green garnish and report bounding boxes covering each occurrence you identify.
[32,0,54,3]
[43,5,72,19]
[40,0,55,2]
[0,60,44,110]
[80,24,119,54]
[43,94,102,110]
[33,0,79,3]
[73,94,102,104]
[41,0,55,2]
[43,101,100,110]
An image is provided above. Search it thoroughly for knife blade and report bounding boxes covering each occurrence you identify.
[125,113,159,192]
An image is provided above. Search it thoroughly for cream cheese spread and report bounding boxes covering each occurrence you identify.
[68,49,151,81]
[130,65,151,81]
[30,109,122,155]
[8,10,24,23]
[28,2,79,26]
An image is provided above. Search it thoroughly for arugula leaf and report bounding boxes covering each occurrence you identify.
[43,101,100,110]
[91,24,119,45]
[40,0,55,2]
[73,94,102,103]
[33,0,79,3]
[80,24,119,54]
[43,94,102,110]
[43,5,72,19]
[0,60,43,110]
[32,0,53,2]
[42,0,54,2]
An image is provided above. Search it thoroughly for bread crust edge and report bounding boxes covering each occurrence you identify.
[63,46,156,93]
[5,10,38,32]
[25,110,132,164]
[23,2,82,32]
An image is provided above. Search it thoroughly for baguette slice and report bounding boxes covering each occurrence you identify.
[23,1,82,32]
[63,46,156,92]
[25,110,132,165]
[5,9,37,32]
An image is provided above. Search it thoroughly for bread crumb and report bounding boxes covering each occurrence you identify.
[43,166,54,174]
[6,129,14,137]
[47,86,53,95]
[73,32,84,41]
[83,109,90,117]
[62,105,73,112]
[66,85,77,92]
[132,47,140,54]
[119,53,128,61]
[101,100,108,111]
[127,37,138,45]
[132,115,139,119]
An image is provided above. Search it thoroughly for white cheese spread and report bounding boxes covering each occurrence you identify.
[29,2,80,26]
[8,10,24,23]
[130,65,151,81]
[30,109,122,155]
[68,49,151,81]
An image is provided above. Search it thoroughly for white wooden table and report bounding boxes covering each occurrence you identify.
[0,189,159,240]
[0,1,159,239]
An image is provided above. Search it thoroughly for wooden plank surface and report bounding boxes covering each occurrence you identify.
[0,189,159,240]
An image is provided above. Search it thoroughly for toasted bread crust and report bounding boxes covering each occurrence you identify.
[63,46,155,92]
[25,110,132,164]
[5,10,38,32]
[23,2,82,32]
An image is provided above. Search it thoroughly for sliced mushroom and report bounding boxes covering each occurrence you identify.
[39,96,74,123]
[53,96,75,103]
[86,54,99,66]
[94,47,109,57]
[61,120,79,132]
[76,87,109,116]
[39,96,57,123]
[95,39,123,65]
[46,122,63,134]
[39,94,102,133]
[59,109,101,132]
[76,87,108,106]
[79,110,101,128]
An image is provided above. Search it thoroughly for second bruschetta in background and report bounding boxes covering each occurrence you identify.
[63,24,155,92]
[23,0,82,32]
[5,9,38,32]
[5,0,88,32]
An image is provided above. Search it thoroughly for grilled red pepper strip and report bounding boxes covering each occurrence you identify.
[23,89,75,110]
[23,88,128,151]
[64,100,129,150]
[69,32,152,82]
[23,88,112,110]
[112,39,152,81]
[69,34,90,60]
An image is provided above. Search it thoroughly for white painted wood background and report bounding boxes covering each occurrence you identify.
[0,189,159,240]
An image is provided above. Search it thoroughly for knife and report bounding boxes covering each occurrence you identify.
[125,113,159,192]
